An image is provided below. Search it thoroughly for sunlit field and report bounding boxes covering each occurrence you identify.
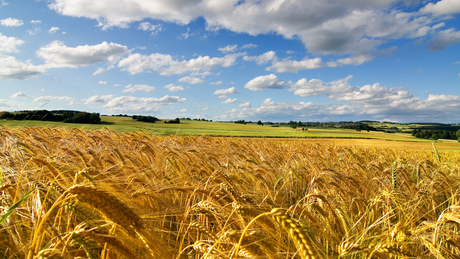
[0,116,456,144]
[1,126,460,258]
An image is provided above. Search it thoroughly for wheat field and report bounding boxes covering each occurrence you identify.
[1,126,460,258]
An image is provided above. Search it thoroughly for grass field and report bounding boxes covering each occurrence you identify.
[1,126,460,258]
[1,116,459,147]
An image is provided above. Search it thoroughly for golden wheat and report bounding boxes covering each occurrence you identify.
[0,126,460,258]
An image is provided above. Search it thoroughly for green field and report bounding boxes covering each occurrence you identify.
[2,116,459,146]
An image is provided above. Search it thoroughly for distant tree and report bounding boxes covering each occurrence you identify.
[457,130,460,142]
[135,116,158,123]
[165,118,180,124]
[65,112,101,124]
[257,120,263,125]
[0,111,12,119]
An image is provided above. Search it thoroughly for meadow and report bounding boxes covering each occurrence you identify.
[1,116,459,144]
[1,125,460,258]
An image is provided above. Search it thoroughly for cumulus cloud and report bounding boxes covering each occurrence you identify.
[326,54,374,67]
[122,84,156,92]
[138,22,162,35]
[178,76,205,84]
[164,84,185,92]
[31,20,42,24]
[213,86,237,95]
[218,44,237,53]
[209,80,222,85]
[0,56,46,80]
[102,95,186,112]
[0,33,24,55]
[242,43,257,49]
[244,74,285,91]
[219,90,460,122]
[85,94,185,112]
[10,92,26,98]
[98,80,107,84]
[420,0,460,15]
[0,99,19,111]
[222,98,237,104]
[37,41,129,68]
[93,67,105,75]
[239,101,251,108]
[426,28,460,51]
[0,18,23,27]
[84,94,115,105]
[46,0,453,57]
[266,57,323,73]
[48,27,60,34]
[27,27,41,36]
[243,51,276,65]
[34,95,76,105]
[118,52,243,76]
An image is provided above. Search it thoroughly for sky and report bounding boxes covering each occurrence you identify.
[1,0,460,123]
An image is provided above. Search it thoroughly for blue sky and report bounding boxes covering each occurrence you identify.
[1,0,460,122]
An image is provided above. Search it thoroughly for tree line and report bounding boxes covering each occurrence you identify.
[412,129,460,141]
[0,110,101,124]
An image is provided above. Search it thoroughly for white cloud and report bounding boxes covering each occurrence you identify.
[84,94,115,105]
[164,84,185,92]
[122,84,156,92]
[10,92,26,98]
[0,99,19,111]
[102,95,186,112]
[34,95,76,105]
[222,98,237,104]
[218,44,237,53]
[178,76,205,84]
[27,27,41,35]
[420,0,460,15]
[218,91,460,122]
[218,95,228,99]
[1,0,8,6]
[427,28,460,51]
[0,18,23,27]
[0,56,46,80]
[213,86,237,95]
[179,108,187,113]
[243,51,276,65]
[241,44,257,49]
[118,52,243,76]
[31,20,42,24]
[48,27,60,34]
[244,74,285,91]
[138,22,162,35]
[0,33,24,55]
[287,75,442,116]
[326,54,374,67]
[93,67,105,75]
[179,27,198,39]
[239,101,251,108]
[98,80,107,84]
[209,80,222,85]
[46,0,451,58]
[266,57,323,73]
[37,41,129,68]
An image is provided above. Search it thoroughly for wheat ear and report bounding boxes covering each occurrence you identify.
[270,208,319,259]
[66,185,144,231]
